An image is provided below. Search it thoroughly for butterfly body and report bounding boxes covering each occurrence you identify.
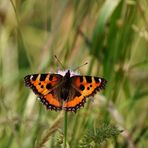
[58,70,72,101]
[24,70,107,112]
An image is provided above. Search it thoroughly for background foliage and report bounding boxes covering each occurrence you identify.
[0,0,148,147]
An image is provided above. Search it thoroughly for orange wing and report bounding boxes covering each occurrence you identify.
[63,75,107,112]
[24,73,63,111]
[40,93,62,111]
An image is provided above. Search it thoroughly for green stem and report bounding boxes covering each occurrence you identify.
[63,111,68,148]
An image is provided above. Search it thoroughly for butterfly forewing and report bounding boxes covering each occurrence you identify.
[24,73,63,95]
[72,76,106,97]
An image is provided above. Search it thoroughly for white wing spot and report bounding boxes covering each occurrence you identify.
[30,75,33,80]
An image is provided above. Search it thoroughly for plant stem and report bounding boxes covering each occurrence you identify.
[63,111,68,148]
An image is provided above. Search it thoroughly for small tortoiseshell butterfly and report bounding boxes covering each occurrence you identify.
[24,70,107,112]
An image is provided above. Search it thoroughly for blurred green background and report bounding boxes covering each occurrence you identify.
[0,0,148,147]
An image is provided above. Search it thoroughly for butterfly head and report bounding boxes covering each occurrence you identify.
[65,70,70,78]
[57,70,79,77]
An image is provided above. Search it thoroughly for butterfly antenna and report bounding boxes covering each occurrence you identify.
[73,62,88,71]
[54,55,65,70]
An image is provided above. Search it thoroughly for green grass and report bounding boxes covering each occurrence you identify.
[0,0,148,147]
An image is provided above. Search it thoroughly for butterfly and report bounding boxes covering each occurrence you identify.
[24,70,107,112]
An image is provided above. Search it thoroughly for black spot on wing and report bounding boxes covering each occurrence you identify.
[87,87,90,90]
[49,75,53,81]
[85,76,92,83]
[46,83,52,89]
[40,74,48,81]
[32,74,38,81]
[79,84,85,91]
[94,77,100,83]
[80,76,83,82]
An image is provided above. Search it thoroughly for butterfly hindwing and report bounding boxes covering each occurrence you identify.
[63,95,86,112]
[24,73,63,110]
[63,75,107,112]
[40,93,62,111]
